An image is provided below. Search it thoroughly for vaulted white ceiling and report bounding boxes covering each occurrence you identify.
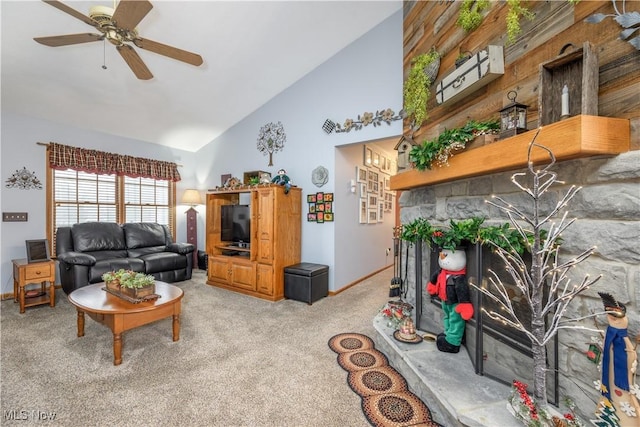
[1,0,401,152]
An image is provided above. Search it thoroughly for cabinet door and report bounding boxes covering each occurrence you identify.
[256,264,273,296]
[231,262,256,291]
[257,189,274,263]
[209,257,230,282]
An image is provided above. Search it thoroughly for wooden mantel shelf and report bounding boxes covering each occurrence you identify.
[390,115,630,191]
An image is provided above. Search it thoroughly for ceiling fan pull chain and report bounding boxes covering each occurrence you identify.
[102,38,107,70]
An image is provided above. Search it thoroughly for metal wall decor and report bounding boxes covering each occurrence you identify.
[257,121,286,166]
[311,166,329,187]
[5,166,43,189]
[322,108,404,134]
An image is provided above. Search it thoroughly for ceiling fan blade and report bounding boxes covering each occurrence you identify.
[133,38,203,66]
[117,44,153,80]
[41,0,98,28]
[34,33,103,47]
[112,0,153,32]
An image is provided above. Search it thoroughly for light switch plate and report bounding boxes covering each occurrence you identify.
[3,212,28,222]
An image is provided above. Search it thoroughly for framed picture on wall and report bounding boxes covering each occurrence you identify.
[356,166,368,183]
[368,209,378,224]
[359,199,368,224]
[364,146,373,166]
[359,183,367,197]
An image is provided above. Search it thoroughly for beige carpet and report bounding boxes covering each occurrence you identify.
[1,268,393,426]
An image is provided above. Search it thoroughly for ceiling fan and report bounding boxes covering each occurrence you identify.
[33,0,203,80]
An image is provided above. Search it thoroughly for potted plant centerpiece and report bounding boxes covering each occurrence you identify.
[102,269,156,299]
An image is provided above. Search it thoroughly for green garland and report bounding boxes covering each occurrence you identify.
[400,216,558,254]
[408,119,499,171]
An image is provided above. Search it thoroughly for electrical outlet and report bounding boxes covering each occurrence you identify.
[3,212,28,222]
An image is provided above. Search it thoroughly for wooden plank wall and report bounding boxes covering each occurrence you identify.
[403,0,640,149]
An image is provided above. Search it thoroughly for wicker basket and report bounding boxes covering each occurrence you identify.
[424,55,440,85]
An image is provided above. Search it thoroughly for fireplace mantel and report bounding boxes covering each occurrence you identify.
[390,115,630,191]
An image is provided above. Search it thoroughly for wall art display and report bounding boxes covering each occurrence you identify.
[312,165,329,187]
[368,209,378,224]
[364,146,373,166]
[308,192,334,223]
[359,199,368,224]
[257,121,286,166]
[359,183,367,197]
[5,166,43,190]
[356,165,368,183]
[321,108,404,134]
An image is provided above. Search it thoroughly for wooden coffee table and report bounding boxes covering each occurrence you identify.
[68,281,183,365]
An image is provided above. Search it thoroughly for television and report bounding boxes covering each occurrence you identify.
[220,204,251,246]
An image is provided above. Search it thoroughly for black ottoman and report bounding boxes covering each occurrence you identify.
[284,263,329,305]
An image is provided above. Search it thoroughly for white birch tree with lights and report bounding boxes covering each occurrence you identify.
[474,133,603,413]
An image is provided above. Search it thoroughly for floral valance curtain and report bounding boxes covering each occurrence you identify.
[47,142,181,182]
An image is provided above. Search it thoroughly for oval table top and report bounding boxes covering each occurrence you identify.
[68,281,183,314]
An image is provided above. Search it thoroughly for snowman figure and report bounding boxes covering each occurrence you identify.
[426,248,473,353]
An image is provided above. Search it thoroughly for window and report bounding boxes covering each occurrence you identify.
[49,169,175,252]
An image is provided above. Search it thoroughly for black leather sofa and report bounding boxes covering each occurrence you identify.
[56,222,195,294]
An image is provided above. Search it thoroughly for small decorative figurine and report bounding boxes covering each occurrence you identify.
[271,169,291,194]
[593,292,639,425]
[426,248,473,353]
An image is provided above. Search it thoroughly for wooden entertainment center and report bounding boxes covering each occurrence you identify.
[205,185,301,301]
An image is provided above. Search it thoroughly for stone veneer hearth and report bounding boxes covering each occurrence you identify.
[393,150,639,423]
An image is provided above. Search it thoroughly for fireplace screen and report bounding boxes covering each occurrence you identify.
[419,242,558,404]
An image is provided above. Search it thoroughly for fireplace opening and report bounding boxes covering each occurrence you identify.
[417,242,559,404]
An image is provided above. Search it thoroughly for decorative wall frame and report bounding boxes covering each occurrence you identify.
[364,146,373,166]
[359,199,368,224]
[368,209,378,224]
[308,192,334,223]
[356,166,368,183]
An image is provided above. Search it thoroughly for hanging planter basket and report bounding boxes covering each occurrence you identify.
[424,54,440,85]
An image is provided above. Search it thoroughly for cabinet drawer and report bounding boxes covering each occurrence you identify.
[25,263,54,281]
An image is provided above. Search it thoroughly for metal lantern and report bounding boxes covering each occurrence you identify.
[499,90,528,139]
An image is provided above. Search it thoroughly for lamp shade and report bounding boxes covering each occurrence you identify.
[181,189,202,206]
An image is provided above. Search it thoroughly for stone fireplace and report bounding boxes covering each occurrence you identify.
[414,242,559,404]
[395,146,639,420]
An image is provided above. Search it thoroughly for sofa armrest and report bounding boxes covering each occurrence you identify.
[167,242,195,255]
[57,251,97,267]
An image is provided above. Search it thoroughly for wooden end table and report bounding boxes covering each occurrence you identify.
[12,258,56,314]
[67,281,183,366]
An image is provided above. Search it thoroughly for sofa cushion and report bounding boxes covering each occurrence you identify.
[89,258,145,284]
[72,222,126,253]
[139,252,187,274]
[123,223,167,249]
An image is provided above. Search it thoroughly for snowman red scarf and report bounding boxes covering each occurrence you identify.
[432,268,466,300]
